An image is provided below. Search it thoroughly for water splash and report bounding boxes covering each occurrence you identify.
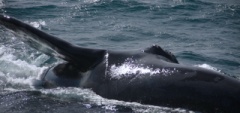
[25,20,46,29]
[40,87,104,104]
[109,58,177,79]
[0,45,50,90]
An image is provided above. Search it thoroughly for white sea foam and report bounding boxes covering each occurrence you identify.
[0,46,48,89]
[40,87,105,104]
[84,0,100,4]
[28,20,46,29]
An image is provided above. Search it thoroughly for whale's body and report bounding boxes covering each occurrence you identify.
[0,15,239,113]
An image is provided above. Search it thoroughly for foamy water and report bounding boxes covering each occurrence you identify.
[27,20,46,29]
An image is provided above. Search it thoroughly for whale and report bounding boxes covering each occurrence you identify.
[0,14,240,113]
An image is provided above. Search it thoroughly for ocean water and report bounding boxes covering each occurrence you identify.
[0,0,239,112]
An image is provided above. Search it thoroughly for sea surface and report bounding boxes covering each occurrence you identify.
[0,0,239,113]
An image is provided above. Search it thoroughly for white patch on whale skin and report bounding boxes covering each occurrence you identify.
[104,52,109,75]
[80,71,91,87]
[195,64,221,72]
[109,58,176,79]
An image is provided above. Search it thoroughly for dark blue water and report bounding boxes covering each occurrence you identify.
[0,0,239,112]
